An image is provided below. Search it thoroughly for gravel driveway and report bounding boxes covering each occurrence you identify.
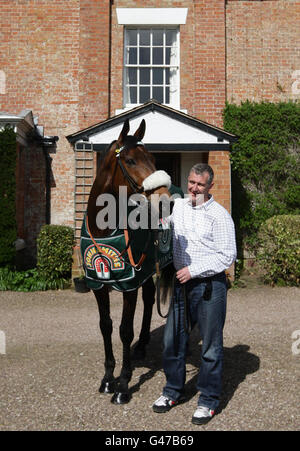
[0,284,299,431]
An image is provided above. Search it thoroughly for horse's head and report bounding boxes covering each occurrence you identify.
[112,119,171,200]
[88,119,172,236]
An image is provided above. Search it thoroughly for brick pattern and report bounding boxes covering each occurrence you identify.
[79,0,110,128]
[110,0,226,128]
[226,0,300,103]
[0,0,81,236]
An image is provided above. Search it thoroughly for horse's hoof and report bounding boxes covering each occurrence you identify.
[99,381,115,394]
[111,392,131,404]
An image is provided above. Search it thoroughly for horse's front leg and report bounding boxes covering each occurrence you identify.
[112,290,138,404]
[133,277,155,360]
[93,287,116,394]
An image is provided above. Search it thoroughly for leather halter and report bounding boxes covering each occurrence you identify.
[115,142,144,194]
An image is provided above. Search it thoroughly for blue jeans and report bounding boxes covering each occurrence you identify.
[162,272,227,411]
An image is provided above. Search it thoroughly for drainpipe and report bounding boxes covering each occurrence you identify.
[41,136,59,224]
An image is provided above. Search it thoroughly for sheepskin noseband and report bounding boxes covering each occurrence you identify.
[142,170,171,191]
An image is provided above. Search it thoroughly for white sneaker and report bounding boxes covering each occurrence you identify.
[152,395,179,413]
[192,405,215,425]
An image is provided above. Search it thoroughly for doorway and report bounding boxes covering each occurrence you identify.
[152,153,181,187]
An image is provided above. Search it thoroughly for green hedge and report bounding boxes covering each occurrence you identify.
[0,224,75,291]
[223,101,300,250]
[37,225,75,281]
[0,127,17,265]
[0,267,69,291]
[257,215,300,286]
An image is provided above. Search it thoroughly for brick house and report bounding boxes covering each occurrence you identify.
[0,0,299,263]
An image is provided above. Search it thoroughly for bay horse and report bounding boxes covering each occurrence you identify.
[83,118,171,404]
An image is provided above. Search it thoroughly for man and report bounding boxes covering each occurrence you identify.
[152,163,237,425]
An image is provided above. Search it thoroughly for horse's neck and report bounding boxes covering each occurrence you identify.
[87,161,127,240]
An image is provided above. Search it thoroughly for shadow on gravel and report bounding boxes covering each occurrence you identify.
[130,325,260,411]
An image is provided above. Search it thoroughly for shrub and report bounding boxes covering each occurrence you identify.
[223,101,300,250]
[0,127,17,265]
[257,215,300,286]
[37,225,75,281]
[0,266,69,291]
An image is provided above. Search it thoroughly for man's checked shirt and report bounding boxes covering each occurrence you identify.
[169,195,237,278]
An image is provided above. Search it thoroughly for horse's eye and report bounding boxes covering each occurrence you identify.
[125,158,136,167]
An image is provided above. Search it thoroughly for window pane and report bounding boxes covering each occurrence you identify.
[153,87,164,103]
[165,68,170,84]
[140,68,150,85]
[127,48,137,65]
[153,30,164,46]
[139,47,150,65]
[128,67,137,84]
[165,47,177,65]
[165,48,171,65]
[139,29,150,45]
[165,87,170,104]
[153,68,163,85]
[153,47,163,65]
[140,87,150,103]
[127,29,137,46]
[129,87,137,104]
[166,30,177,46]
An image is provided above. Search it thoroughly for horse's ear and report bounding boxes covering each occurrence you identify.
[134,119,146,141]
[118,119,130,144]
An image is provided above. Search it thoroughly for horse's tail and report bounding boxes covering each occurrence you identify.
[160,263,176,304]
[155,263,176,320]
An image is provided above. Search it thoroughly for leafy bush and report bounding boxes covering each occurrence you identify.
[0,267,69,291]
[0,127,17,265]
[0,225,75,292]
[37,225,75,281]
[257,215,300,286]
[223,101,300,250]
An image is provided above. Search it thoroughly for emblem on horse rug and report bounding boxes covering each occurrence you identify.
[84,242,125,279]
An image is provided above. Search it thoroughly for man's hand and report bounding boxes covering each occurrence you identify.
[176,267,191,284]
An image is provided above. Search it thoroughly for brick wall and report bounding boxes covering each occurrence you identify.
[0,0,82,230]
[226,0,300,103]
[79,0,110,128]
[110,0,226,128]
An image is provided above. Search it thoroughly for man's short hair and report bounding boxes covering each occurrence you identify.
[190,163,214,186]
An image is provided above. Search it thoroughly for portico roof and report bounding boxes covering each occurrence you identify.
[66,100,237,152]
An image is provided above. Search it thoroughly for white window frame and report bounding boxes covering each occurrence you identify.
[123,26,180,109]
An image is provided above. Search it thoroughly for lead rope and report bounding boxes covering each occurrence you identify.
[154,230,169,319]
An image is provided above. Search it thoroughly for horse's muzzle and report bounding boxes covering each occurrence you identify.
[142,170,171,192]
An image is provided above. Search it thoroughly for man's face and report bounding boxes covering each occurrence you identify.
[187,170,214,206]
